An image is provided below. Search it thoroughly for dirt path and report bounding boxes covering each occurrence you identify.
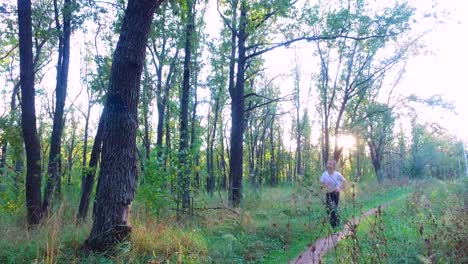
[290,204,390,264]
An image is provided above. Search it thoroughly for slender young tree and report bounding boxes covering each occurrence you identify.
[76,116,104,222]
[85,0,165,250]
[43,0,73,213]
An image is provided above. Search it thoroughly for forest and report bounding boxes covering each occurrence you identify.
[0,0,467,263]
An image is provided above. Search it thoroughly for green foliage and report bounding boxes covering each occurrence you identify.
[409,119,463,179]
[137,150,177,216]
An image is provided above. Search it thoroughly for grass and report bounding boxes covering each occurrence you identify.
[261,178,414,264]
[323,178,467,264]
[0,178,464,263]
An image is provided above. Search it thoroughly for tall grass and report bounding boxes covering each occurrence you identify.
[1,178,461,263]
[324,178,467,263]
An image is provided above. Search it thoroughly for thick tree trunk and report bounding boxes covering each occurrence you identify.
[43,0,72,213]
[84,0,162,250]
[77,115,104,222]
[18,0,42,226]
[229,1,246,207]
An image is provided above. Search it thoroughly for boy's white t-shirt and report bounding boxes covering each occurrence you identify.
[320,171,345,192]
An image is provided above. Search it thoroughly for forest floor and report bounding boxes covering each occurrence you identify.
[0,177,465,263]
[290,202,393,264]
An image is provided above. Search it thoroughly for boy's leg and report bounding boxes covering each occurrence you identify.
[326,193,335,228]
[332,192,341,227]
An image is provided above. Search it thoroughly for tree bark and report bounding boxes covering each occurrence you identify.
[190,81,199,189]
[43,0,72,213]
[18,0,43,226]
[178,0,194,210]
[84,0,163,250]
[229,1,246,207]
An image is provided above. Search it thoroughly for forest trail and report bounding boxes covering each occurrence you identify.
[290,203,392,264]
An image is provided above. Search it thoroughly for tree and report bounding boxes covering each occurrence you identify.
[63,110,79,185]
[43,0,73,213]
[77,116,104,222]
[315,1,416,164]
[147,2,181,161]
[76,32,108,223]
[17,0,42,225]
[84,0,164,250]
[177,0,196,210]
[363,103,395,182]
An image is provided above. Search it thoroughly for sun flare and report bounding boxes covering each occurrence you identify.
[337,135,356,151]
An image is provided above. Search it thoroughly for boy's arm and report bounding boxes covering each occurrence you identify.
[340,173,346,190]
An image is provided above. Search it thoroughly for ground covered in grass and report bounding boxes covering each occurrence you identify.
[0,178,465,263]
[324,178,467,264]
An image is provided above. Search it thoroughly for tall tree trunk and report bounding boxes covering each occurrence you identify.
[206,109,214,194]
[269,117,277,186]
[155,49,178,159]
[43,0,72,213]
[1,83,21,178]
[77,116,104,222]
[190,83,199,189]
[293,61,302,177]
[165,111,173,192]
[219,123,228,190]
[207,86,222,195]
[141,67,151,161]
[11,83,23,195]
[66,124,76,184]
[18,0,42,225]
[84,0,162,250]
[178,0,194,210]
[229,1,246,207]
[81,104,91,185]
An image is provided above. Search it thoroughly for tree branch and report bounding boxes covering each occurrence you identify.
[246,32,401,60]
[217,0,236,35]
[0,44,18,61]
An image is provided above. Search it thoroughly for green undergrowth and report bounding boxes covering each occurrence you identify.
[0,178,456,263]
[324,178,467,264]
[261,179,414,264]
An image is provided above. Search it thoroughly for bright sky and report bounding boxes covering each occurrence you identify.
[256,0,468,145]
[397,0,468,142]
